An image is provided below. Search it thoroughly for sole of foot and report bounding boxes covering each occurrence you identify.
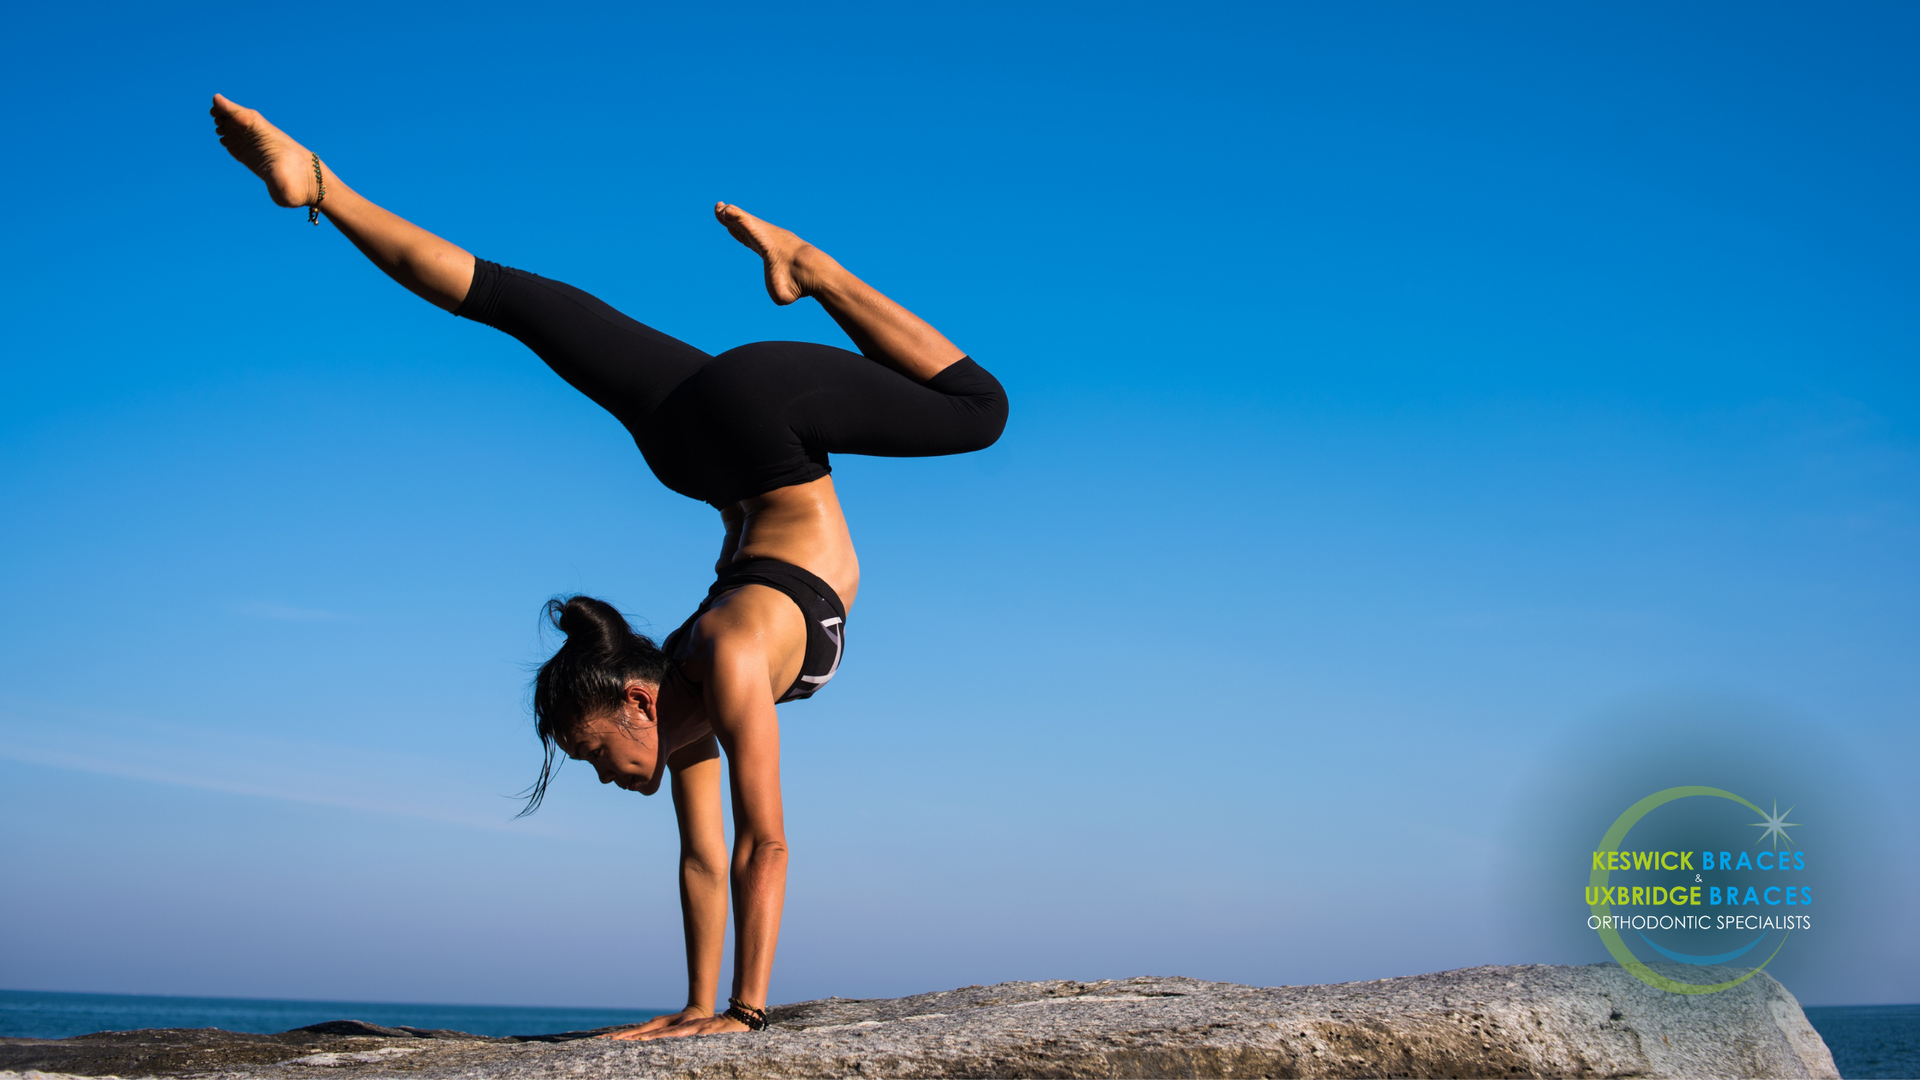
[713,202,841,305]
[210,93,320,210]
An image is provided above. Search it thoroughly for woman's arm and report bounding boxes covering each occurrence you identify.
[604,738,728,1040]
[671,741,729,1013]
[714,650,788,1016]
[632,607,794,1040]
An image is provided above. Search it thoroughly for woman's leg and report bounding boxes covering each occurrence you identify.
[459,259,711,426]
[714,204,966,383]
[681,341,1007,503]
[210,94,475,310]
[211,96,710,430]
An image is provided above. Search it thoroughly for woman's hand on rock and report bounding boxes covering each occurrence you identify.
[624,1013,752,1040]
[600,1006,715,1040]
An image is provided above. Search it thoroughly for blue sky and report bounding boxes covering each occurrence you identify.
[2,1,1915,1009]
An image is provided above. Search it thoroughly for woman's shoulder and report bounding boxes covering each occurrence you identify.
[699,584,811,646]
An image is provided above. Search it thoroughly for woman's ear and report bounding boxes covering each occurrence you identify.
[625,680,660,723]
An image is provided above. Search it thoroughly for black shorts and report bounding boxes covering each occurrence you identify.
[455,259,1008,508]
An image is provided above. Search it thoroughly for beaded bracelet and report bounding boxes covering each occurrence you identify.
[724,997,768,1031]
[308,152,326,224]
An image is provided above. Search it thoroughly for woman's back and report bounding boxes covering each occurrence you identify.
[728,477,861,611]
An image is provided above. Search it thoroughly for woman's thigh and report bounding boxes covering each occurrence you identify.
[646,341,1009,505]
[457,260,712,429]
[723,342,1007,458]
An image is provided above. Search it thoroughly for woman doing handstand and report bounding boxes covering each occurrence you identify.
[209,94,1008,1039]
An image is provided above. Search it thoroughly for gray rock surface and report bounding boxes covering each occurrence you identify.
[0,963,1839,1079]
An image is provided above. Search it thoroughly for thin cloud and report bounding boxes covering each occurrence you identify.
[0,742,561,838]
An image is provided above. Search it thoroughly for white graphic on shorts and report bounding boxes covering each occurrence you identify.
[798,616,844,685]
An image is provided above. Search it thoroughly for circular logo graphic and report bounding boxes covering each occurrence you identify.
[1586,786,1810,994]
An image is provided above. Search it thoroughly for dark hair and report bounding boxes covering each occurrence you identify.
[520,595,668,816]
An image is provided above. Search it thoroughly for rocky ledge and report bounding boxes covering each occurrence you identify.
[0,963,1838,1079]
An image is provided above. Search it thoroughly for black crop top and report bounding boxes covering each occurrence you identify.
[661,558,847,703]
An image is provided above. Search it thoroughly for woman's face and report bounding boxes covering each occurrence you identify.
[558,692,662,795]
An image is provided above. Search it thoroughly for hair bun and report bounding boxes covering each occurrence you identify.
[546,595,633,654]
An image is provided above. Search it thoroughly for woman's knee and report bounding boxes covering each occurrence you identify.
[928,388,1006,455]
[934,360,1008,451]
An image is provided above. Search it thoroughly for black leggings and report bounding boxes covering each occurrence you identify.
[455,259,1009,507]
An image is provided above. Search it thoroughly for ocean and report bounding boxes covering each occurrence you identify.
[1804,1004,1920,1080]
[4,989,1914,1078]
[0,988,665,1041]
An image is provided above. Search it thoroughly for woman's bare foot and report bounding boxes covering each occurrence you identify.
[713,203,844,306]
[209,94,321,209]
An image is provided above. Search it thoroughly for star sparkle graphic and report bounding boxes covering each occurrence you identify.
[1752,800,1799,850]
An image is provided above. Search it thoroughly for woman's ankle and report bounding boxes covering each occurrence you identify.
[794,248,856,303]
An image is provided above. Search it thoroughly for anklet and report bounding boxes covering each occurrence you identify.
[723,998,768,1031]
[308,152,326,225]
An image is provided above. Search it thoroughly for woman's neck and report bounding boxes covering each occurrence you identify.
[654,670,714,757]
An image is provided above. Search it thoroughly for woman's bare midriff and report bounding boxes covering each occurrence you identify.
[719,475,860,610]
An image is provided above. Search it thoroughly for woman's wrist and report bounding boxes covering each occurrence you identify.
[723,998,769,1031]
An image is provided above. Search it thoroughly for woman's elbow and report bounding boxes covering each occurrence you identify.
[735,836,789,867]
[681,850,729,881]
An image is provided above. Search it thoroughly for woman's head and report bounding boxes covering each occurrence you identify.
[521,595,668,815]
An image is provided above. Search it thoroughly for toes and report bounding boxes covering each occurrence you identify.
[211,95,252,123]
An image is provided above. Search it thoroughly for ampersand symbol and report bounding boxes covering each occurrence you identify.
[1695,874,1702,882]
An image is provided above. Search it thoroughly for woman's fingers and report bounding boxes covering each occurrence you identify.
[629,1015,750,1040]
[600,1008,709,1040]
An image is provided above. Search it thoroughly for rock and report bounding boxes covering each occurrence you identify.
[0,1026,482,1078]
[0,963,1839,1079]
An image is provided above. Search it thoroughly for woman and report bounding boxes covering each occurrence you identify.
[209,94,1007,1039]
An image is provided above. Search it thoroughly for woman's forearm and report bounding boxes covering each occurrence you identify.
[729,836,789,1008]
[668,748,730,1013]
[678,858,728,1011]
